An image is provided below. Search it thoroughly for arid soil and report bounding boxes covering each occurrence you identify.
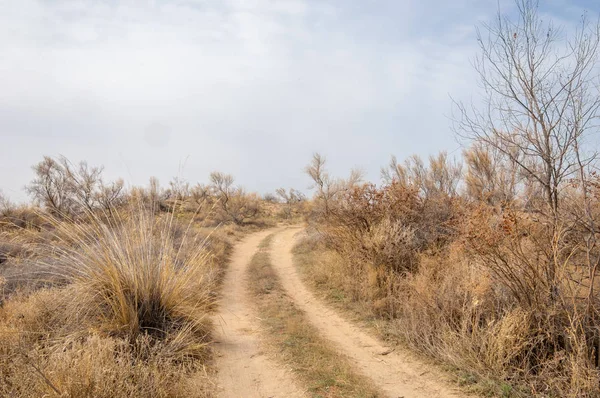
[213,228,305,398]
[214,226,464,398]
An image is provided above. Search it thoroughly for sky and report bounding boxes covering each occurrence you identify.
[1,0,598,202]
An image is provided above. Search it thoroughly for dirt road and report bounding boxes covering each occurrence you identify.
[214,226,464,398]
[212,228,305,398]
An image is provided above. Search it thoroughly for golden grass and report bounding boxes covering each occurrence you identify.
[247,234,382,398]
[0,207,222,397]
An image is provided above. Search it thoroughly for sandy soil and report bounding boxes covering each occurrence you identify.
[269,226,465,398]
[214,226,466,398]
[212,228,305,398]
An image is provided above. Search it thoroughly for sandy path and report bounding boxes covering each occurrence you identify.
[213,228,305,398]
[270,226,464,398]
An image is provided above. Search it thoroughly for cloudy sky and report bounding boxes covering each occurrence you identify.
[1,0,597,201]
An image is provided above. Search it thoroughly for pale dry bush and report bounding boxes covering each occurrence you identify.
[128,177,171,213]
[463,144,518,205]
[393,249,600,397]
[0,204,46,231]
[216,191,261,225]
[25,156,126,219]
[381,152,462,199]
[305,152,364,219]
[208,171,262,225]
[317,182,460,315]
[275,188,306,220]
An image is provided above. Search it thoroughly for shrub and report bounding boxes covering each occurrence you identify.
[275,188,305,219]
[209,172,261,225]
[25,156,126,218]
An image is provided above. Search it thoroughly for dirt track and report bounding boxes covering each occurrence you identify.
[214,226,463,398]
[212,228,305,398]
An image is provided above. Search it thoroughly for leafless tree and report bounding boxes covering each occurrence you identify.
[26,156,73,216]
[190,183,212,206]
[26,155,127,217]
[305,153,334,215]
[61,157,104,213]
[209,171,234,208]
[454,0,600,216]
[209,171,259,224]
[455,0,600,304]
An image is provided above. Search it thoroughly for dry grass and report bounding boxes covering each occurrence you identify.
[0,207,223,397]
[247,235,382,398]
[0,159,289,397]
[292,233,524,397]
[294,226,600,398]
[295,175,600,398]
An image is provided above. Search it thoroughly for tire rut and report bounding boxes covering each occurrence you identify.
[213,228,305,398]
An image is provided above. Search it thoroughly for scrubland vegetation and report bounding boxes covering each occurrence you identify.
[0,156,296,397]
[2,1,600,397]
[296,2,600,397]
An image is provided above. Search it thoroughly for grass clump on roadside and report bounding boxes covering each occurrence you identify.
[0,209,220,397]
[247,234,381,398]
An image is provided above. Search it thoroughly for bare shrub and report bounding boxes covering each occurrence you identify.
[191,184,211,205]
[317,182,450,314]
[262,192,278,203]
[147,176,169,211]
[305,152,363,218]
[209,171,260,225]
[127,177,171,213]
[26,156,126,218]
[275,188,305,219]
[96,178,125,214]
[26,157,74,216]
[168,177,190,202]
[380,152,463,249]
[0,191,14,217]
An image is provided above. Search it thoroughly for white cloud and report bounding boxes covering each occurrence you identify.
[0,0,526,201]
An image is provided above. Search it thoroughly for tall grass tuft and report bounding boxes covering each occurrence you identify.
[44,208,216,355]
[0,207,219,397]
